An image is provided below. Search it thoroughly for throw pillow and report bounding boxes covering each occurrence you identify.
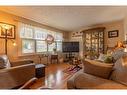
[97,53,106,62]
[104,56,113,63]
[0,55,11,68]
[111,48,126,62]
[110,56,127,86]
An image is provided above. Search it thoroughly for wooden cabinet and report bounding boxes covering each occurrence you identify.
[82,27,105,59]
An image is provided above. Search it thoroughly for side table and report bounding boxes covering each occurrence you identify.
[38,54,49,66]
[35,64,45,78]
[51,54,59,64]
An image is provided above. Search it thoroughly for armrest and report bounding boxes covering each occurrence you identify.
[0,63,35,89]
[83,59,113,79]
[19,77,38,89]
[11,60,33,67]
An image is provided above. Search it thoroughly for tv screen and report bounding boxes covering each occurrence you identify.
[62,42,79,52]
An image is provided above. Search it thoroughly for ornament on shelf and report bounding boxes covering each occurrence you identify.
[72,31,83,37]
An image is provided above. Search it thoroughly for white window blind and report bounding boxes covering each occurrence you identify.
[55,32,63,41]
[19,23,34,39]
[36,41,47,52]
[34,27,47,40]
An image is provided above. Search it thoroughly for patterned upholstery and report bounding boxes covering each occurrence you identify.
[0,57,6,69]
[110,56,127,86]
[0,55,11,69]
[112,49,126,62]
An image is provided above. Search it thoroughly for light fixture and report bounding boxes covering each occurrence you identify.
[10,39,17,46]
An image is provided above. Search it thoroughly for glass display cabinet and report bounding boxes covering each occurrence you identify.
[82,27,105,59]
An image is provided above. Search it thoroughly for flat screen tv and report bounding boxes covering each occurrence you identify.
[62,42,79,53]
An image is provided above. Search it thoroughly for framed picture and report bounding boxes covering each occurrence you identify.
[0,22,16,39]
[108,30,119,38]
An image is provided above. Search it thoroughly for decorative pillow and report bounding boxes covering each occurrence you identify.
[97,53,106,62]
[0,55,11,68]
[110,56,127,86]
[111,49,126,62]
[104,56,113,63]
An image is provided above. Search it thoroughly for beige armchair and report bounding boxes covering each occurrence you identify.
[0,55,35,89]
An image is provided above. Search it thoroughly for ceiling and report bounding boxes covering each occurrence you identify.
[0,6,126,32]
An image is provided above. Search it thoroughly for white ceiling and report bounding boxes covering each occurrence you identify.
[0,6,126,32]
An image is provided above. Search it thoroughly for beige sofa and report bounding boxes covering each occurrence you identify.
[67,57,127,89]
[0,58,35,89]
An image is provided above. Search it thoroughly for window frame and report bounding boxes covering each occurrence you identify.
[21,39,36,54]
[19,23,63,55]
[35,40,48,53]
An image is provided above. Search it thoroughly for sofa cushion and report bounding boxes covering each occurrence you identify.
[74,72,127,89]
[110,56,127,86]
[0,55,11,68]
[83,59,113,79]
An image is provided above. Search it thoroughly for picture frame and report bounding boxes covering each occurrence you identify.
[108,30,119,38]
[0,22,16,39]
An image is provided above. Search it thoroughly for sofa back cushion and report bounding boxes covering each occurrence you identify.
[83,59,113,79]
[0,55,11,69]
[110,56,127,86]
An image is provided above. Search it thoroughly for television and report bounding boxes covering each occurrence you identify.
[62,42,79,53]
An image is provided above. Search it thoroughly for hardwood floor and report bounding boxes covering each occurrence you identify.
[30,63,73,89]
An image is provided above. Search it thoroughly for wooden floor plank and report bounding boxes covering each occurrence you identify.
[30,63,73,89]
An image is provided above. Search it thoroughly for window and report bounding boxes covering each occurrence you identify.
[22,39,35,53]
[19,22,63,54]
[48,42,56,52]
[19,23,34,39]
[34,27,47,40]
[36,41,47,52]
[56,42,62,51]
[55,32,63,41]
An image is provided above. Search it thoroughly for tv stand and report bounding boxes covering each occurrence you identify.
[64,52,75,62]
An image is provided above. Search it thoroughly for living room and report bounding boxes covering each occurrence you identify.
[0,6,127,90]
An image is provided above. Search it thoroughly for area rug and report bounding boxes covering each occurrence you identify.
[63,66,82,74]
